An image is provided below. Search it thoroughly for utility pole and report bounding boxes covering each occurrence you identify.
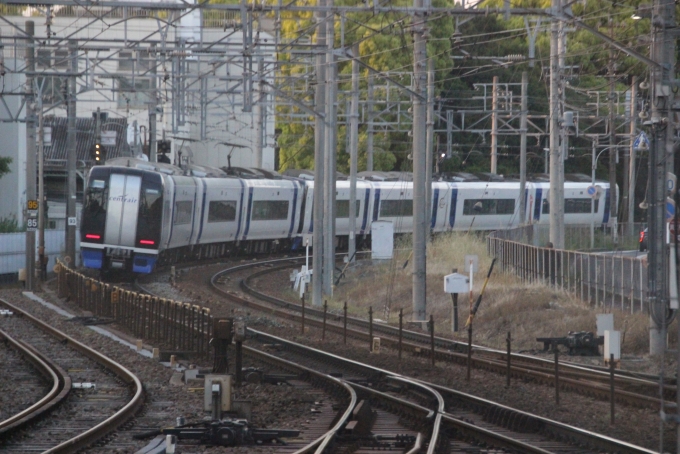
[312,0,326,307]
[323,4,337,296]
[608,19,618,241]
[549,0,564,249]
[490,75,498,174]
[411,0,429,324]
[425,58,434,243]
[65,40,77,267]
[626,77,637,231]
[366,75,374,171]
[348,43,359,262]
[24,21,35,290]
[648,0,676,357]
[255,58,264,168]
[519,71,528,224]
[150,44,158,164]
[38,99,45,280]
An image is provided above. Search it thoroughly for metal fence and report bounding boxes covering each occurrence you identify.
[487,223,649,313]
[0,230,80,284]
[56,262,213,359]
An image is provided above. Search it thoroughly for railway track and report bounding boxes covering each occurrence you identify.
[246,328,657,454]
[199,257,672,411]
[0,297,144,453]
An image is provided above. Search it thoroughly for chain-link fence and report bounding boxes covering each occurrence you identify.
[487,223,649,313]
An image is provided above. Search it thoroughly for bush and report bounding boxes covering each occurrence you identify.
[0,217,23,233]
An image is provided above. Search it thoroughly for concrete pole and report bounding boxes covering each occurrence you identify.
[549,0,564,249]
[491,75,498,174]
[38,100,45,280]
[312,0,326,307]
[149,107,157,164]
[65,40,77,268]
[366,75,374,171]
[348,43,359,262]
[648,0,675,356]
[608,20,618,242]
[426,58,434,243]
[323,6,337,296]
[627,77,637,229]
[519,71,528,224]
[411,0,429,323]
[254,58,264,168]
[25,21,35,290]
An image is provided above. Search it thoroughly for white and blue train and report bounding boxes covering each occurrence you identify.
[80,158,614,274]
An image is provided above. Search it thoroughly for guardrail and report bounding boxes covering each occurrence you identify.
[56,262,212,359]
[487,224,648,313]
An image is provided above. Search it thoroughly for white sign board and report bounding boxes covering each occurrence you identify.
[371,221,393,260]
[596,313,614,337]
[604,330,620,361]
[68,217,77,226]
[101,130,117,146]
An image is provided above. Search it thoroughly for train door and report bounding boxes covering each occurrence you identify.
[104,173,142,248]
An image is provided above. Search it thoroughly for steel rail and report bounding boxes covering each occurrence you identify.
[240,345,357,454]
[0,298,144,454]
[247,328,657,454]
[0,329,72,435]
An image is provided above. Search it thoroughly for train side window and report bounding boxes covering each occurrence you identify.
[208,200,237,222]
[336,200,362,218]
[565,198,598,213]
[542,198,550,214]
[463,199,514,215]
[174,201,193,225]
[252,200,289,220]
[380,200,413,217]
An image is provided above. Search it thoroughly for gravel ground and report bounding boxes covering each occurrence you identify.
[0,286,328,453]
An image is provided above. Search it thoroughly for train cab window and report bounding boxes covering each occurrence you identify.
[137,179,163,247]
[252,200,289,220]
[174,201,194,225]
[85,180,107,214]
[208,201,237,222]
[379,200,413,217]
[82,178,108,239]
[463,199,514,215]
[336,200,362,218]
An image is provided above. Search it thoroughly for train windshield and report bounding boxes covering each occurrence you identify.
[136,175,163,248]
[81,170,110,241]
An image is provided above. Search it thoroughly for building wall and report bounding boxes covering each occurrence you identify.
[0,60,26,224]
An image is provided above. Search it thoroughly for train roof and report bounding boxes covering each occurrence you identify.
[105,157,231,178]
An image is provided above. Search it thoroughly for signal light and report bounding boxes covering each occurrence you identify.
[91,143,105,165]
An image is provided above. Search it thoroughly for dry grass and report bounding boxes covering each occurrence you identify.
[295,232,670,358]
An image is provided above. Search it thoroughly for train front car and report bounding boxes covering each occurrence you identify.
[80,165,164,275]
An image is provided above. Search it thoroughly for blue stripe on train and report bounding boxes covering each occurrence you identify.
[235,179,246,240]
[430,188,439,229]
[288,182,299,238]
[449,187,458,228]
[373,189,381,221]
[533,188,542,221]
[242,187,254,240]
[360,188,370,234]
[603,188,610,224]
